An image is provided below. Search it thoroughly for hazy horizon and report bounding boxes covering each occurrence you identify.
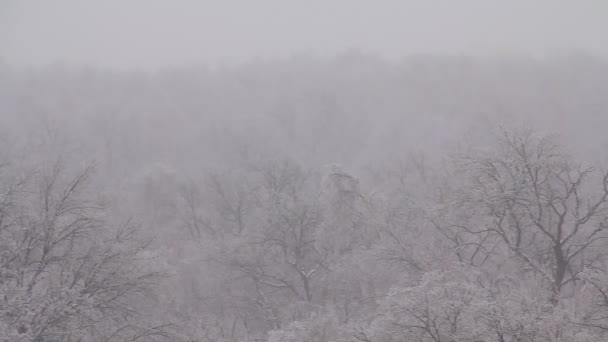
[2,0,608,69]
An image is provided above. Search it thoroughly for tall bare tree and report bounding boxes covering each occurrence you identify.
[452,130,608,302]
[0,162,169,341]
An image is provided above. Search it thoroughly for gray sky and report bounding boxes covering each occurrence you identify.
[1,0,607,69]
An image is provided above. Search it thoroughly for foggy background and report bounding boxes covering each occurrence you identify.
[2,0,607,68]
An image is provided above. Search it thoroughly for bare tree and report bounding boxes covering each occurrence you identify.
[451,130,608,304]
[0,161,167,341]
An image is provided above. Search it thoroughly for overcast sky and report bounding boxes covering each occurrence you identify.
[1,0,607,69]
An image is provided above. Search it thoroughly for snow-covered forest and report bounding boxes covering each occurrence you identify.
[1,54,608,341]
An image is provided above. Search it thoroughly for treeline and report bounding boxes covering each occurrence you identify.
[1,55,608,341]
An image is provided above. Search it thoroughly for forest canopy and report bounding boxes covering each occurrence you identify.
[1,55,608,341]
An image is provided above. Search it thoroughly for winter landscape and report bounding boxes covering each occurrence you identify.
[1,1,608,341]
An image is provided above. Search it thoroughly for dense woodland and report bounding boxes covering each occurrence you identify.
[1,55,608,341]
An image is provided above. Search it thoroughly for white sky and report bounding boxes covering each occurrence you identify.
[1,0,607,69]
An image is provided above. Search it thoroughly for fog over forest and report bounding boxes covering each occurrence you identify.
[2,2,608,342]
